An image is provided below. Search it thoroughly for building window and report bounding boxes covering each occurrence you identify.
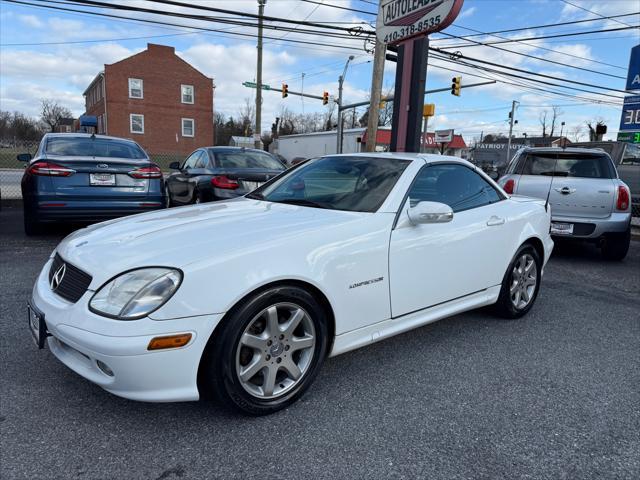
[129,78,143,99]
[181,84,194,104]
[182,118,194,137]
[130,114,144,134]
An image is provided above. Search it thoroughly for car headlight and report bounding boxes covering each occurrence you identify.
[89,268,182,320]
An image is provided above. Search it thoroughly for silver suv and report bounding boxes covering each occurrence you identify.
[499,147,632,260]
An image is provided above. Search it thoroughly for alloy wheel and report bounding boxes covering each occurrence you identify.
[235,302,316,399]
[510,253,537,309]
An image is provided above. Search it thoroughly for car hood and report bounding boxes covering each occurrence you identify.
[56,198,370,282]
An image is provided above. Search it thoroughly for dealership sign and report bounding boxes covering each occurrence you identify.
[620,95,640,131]
[626,44,640,91]
[435,129,454,143]
[377,0,464,45]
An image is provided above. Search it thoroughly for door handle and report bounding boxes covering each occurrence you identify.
[555,186,576,195]
[487,216,505,226]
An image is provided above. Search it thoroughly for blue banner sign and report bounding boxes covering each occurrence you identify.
[627,44,640,91]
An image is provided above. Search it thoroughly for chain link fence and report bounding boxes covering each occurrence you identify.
[0,139,187,200]
[1,139,638,218]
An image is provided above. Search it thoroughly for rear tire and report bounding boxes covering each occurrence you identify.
[24,210,43,236]
[601,228,630,261]
[199,285,329,415]
[493,244,542,319]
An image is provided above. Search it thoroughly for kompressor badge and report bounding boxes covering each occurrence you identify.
[377,0,464,45]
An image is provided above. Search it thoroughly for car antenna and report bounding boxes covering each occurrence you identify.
[544,154,559,213]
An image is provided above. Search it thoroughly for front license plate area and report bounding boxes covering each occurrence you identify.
[27,303,48,349]
[551,222,574,235]
[90,173,116,186]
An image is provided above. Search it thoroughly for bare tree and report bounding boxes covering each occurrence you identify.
[585,118,606,141]
[549,106,564,137]
[238,97,255,137]
[568,124,584,142]
[40,99,73,132]
[539,110,548,137]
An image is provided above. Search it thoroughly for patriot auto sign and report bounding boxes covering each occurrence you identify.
[377,0,464,45]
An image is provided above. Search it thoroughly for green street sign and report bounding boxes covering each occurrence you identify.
[242,81,271,90]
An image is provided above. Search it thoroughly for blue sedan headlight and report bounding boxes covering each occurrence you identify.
[89,268,182,320]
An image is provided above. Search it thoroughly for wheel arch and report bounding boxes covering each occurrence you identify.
[196,278,336,398]
[522,236,545,262]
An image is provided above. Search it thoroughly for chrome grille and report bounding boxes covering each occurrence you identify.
[48,253,93,303]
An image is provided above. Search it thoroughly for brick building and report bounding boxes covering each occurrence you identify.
[83,43,214,155]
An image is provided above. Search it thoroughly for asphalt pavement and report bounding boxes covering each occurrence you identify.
[1,204,639,480]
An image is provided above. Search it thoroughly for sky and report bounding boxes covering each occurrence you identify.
[1,0,639,144]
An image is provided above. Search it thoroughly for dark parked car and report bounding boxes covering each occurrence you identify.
[165,147,286,206]
[19,133,165,235]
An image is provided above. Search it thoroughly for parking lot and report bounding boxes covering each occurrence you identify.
[1,204,638,480]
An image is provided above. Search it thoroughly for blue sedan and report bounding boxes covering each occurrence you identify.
[19,133,166,235]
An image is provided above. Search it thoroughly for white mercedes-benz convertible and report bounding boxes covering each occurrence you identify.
[29,153,553,415]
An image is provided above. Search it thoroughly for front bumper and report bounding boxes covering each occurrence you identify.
[31,257,223,402]
[551,212,631,239]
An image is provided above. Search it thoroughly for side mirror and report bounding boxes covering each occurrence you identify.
[169,161,180,170]
[17,153,32,162]
[407,201,453,225]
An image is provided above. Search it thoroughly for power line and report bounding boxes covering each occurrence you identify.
[435,12,639,41]
[427,56,623,106]
[437,30,625,80]
[300,0,377,16]
[1,30,198,46]
[439,24,640,49]
[559,0,634,28]
[4,0,367,53]
[430,46,627,96]
[442,24,627,71]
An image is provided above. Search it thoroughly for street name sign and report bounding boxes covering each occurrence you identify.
[377,0,464,45]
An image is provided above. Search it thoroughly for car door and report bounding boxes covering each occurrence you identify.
[389,163,512,318]
[169,151,201,205]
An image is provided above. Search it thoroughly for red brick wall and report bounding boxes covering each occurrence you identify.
[102,44,214,155]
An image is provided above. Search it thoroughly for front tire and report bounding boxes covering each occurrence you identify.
[494,244,542,319]
[601,228,630,261]
[200,285,329,415]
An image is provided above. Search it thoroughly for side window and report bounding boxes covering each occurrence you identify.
[408,164,503,212]
[194,152,208,169]
[182,151,201,170]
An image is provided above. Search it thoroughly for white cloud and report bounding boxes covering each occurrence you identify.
[18,15,43,29]
[458,6,477,19]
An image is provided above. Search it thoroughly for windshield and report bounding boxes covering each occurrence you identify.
[249,156,410,212]
[45,137,147,159]
[214,150,284,170]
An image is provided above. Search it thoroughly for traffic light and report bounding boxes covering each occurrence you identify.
[423,103,435,117]
[282,83,289,98]
[451,76,461,96]
[322,91,329,105]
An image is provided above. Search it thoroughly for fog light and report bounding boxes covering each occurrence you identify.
[147,333,192,351]
[96,360,114,377]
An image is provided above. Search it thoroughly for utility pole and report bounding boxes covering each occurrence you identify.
[254,0,266,150]
[365,40,385,152]
[506,100,519,163]
[336,55,354,154]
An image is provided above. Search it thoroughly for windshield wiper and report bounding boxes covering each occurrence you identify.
[275,199,329,209]
[246,192,265,200]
